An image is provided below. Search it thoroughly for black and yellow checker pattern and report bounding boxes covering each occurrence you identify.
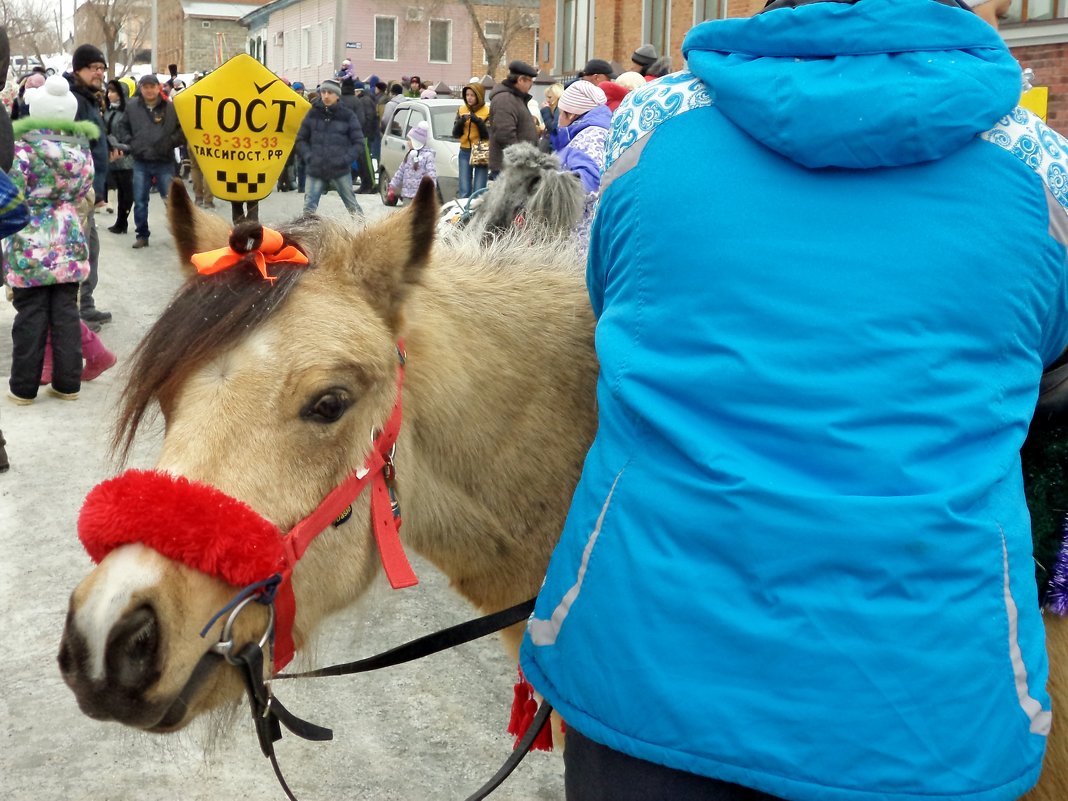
[217,170,268,195]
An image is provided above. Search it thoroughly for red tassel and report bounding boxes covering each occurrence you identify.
[531,712,554,751]
[508,675,528,735]
[507,667,553,751]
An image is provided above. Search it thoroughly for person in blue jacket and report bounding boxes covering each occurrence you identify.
[519,0,1068,799]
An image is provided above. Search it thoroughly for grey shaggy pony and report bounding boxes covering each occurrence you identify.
[465,143,585,244]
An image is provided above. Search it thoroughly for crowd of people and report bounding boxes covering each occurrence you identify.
[0,38,665,469]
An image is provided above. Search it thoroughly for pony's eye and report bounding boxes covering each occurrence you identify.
[302,391,351,423]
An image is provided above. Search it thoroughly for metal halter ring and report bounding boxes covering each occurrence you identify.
[211,595,276,665]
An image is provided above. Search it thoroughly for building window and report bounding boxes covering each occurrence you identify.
[695,0,725,22]
[314,23,323,65]
[429,18,451,63]
[644,0,670,58]
[202,20,211,28]
[325,18,335,68]
[1005,0,1068,20]
[533,26,539,63]
[483,20,502,64]
[301,26,311,67]
[375,15,398,61]
[558,0,593,75]
[286,30,298,70]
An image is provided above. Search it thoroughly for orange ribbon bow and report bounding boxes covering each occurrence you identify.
[190,226,309,283]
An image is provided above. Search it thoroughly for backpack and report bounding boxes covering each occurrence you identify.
[0,169,30,239]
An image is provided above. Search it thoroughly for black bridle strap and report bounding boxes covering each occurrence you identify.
[273,597,536,680]
[232,643,333,801]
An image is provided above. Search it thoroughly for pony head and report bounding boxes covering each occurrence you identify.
[58,178,439,730]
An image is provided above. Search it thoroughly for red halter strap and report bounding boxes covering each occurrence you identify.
[78,349,417,672]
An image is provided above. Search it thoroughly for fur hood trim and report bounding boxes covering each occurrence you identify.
[13,117,101,140]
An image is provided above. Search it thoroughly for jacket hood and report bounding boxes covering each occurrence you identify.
[682,0,1021,168]
[566,103,612,136]
[464,82,486,110]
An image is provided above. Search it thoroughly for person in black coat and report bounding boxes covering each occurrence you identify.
[65,44,111,323]
[103,79,134,234]
[294,79,364,216]
[352,81,378,192]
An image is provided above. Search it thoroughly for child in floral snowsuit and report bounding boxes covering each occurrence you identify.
[386,120,437,205]
[3,76,98,403]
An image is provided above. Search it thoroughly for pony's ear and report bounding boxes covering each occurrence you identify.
[358,177,439,331]
[166,178,232,277]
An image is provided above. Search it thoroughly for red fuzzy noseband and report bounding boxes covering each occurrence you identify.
[78,469,287,588]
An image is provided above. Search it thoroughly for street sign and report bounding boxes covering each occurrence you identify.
[173,53,311,201]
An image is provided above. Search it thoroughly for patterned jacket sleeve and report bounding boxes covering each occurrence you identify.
[981,108,1068,366]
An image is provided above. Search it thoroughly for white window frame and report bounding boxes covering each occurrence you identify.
[556,0,593,75]
[286,29,298,70]
[643,0,671,59]
[315,22,323,65]
[374,15,398,61]
[301,26,311,68]
[325,18,335,68]
[428,18,452,64]
[694,0,726,23]
[483,20,502,65]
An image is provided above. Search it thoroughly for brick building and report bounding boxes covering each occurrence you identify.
[1003,22,1068,131]
[157,0,264,73]
[239,0,538,90]
[537,0,1068,133]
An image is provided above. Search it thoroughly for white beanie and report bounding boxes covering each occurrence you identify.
[408,120,430,148]
[614,71,647,91]
[558,81,607,116]
[27,75,78,121]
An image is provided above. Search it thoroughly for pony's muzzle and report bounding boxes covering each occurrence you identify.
[58,602,165,727]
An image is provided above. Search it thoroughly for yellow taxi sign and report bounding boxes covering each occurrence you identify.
[173,53,310,201]
[1020,86,1049,123]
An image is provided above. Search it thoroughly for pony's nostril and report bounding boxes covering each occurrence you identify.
[107,604,161,691]
[57,639,73,675]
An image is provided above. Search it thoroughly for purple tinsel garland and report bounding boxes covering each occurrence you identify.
[1045,518,1068,615]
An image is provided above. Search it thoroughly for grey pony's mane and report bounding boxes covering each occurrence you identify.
[464,142,585,243]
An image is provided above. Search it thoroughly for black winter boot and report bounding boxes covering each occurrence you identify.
[0,429,8,472]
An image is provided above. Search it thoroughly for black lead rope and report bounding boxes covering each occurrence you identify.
[273,598,536,680]
[231,598,544,800]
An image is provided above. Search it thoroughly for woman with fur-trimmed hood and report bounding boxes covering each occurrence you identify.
[3,75,98,403]
[452,81,490,198]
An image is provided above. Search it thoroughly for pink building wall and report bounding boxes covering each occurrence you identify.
[256,0,480,91]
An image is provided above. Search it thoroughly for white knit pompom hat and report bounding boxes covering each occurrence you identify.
[27,75,78,121]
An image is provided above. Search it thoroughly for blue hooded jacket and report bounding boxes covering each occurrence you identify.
[520,1,1068,799]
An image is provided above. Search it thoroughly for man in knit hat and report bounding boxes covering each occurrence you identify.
[630,44,659,76]
[294,78,364,215]
[487,60,539,178]
[64,43,111,327]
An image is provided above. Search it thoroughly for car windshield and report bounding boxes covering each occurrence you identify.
[432,107,460,141]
